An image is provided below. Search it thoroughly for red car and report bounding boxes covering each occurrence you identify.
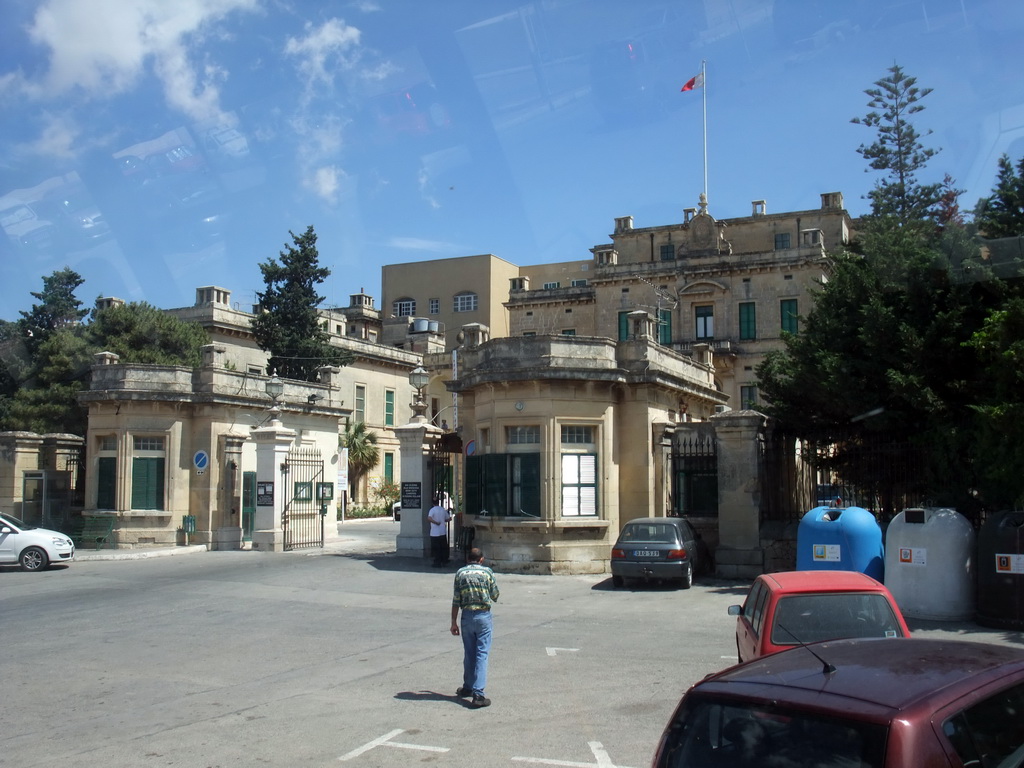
[728,570,910,663]
[652,637,1024,768]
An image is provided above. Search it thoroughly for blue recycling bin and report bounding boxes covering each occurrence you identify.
[796,505,884,581]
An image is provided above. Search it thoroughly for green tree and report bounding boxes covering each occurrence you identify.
[341,420,379,504]
[252,226,352,381]
[18,267,89,352]
[851,64,941,227]
[974,153,1024,238]
[87,302,208,366]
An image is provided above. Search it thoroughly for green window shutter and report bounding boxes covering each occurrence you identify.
[658,309,672,344]
[781,299,799,335]
[131,457,165,510]
[466,455,483,514]
[384,390,395,426]
[483,453,507,515]
[383,452,394,483]
[618,311,630,341]
[513,453,541,517]
[739,302,756,340]
[97,456,116,509]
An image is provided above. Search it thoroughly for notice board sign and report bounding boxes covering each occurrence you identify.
[257,481,274,506]
[401,481,421,510]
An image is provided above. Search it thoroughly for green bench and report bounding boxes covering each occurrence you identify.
[72,515,115,550]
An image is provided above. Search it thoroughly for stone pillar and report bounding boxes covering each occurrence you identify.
[394,421,441,558]
[712,410,768,578]
[250,411,296,552]
[0,432,43,518]
[213,433,246,550]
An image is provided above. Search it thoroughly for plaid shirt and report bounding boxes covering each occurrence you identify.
[452,563,500,612]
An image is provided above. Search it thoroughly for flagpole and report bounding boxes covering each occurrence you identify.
[701,59,707,203]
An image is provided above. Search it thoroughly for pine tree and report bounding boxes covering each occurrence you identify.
[252,226,352,381]
[974,153,1024,238]
[19,267,89,352]
[851,64,941,227]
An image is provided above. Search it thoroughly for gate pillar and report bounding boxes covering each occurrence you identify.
[394,421,442,558]
[250,411,296,552]
[712,410,767,578]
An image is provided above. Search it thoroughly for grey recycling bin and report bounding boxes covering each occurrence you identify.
[884,507,974,621]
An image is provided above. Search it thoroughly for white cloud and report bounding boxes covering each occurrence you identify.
[16,0,258,124]
[284,18,362,95]
[387,237,462,253]
[305,165,342,204]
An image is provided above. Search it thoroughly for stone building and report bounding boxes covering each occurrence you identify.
[73,287,422,549]
[383,193,854,574]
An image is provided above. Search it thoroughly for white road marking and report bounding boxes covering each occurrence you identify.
[337,729,450,762]
[512,740,636,768]
[546,646,580,656]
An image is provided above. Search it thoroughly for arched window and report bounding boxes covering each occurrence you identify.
[392,298,415,317]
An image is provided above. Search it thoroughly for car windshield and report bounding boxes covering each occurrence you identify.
[618,523,678,544]
[771,593,904,646]
[656,696,887,768]
[0,512,29,529]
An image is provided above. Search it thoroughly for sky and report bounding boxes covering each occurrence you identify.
[1,0,1022,321]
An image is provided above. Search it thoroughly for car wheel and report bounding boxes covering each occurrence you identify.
[679,563,693,590]
[612,574,624,588]
[19,546,49,572]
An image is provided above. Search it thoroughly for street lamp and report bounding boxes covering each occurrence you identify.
[265,371,284,419]
[409,365,429,423]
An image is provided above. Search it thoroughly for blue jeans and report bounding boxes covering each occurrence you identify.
[460,609,492,696]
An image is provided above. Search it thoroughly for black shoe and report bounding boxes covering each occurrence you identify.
[471,694,491,708]
[456,686,472,697]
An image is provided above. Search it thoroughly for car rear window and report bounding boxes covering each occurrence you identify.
[771,593,904,647]
[942,680,1024,767]
[618,523,677,543]
[656,696,887,768]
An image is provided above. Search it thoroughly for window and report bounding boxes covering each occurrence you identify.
[659,308,672,344]
[561,328,576,335]
[660,243,675,261]
[383,452,394,483]
[571,279,588,287]
[354,385,366,423]
[774,232,791,250]
[695,305,714,339]
[561,425,594,444]
[393,298,415,317]
[131,436,165,511]
[944,681,1024,768]
[384,389,395,426]
[561,453,597,516]
[97,436,117,509]
[466,453,540,517]
[740,385,758,410]
[618,311,631,341]
[781,299,799,334]
[429,298,439,314]
[543,281,560,290]
[453,292,478,312]
[739,302,756,340]
[522,331,536,336]
[507,425,540,444]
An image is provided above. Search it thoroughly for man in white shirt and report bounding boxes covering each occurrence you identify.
[427,496,452,567]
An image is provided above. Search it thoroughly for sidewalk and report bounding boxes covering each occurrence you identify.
[73,517,401,561]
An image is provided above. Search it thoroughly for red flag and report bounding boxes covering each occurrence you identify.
[681,72,704,92]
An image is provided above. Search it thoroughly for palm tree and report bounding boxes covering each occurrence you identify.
[341,421,379,504]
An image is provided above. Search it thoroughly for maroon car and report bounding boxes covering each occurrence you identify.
[652,637,1024,767]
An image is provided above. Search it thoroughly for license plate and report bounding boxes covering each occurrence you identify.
[633,550,659,557]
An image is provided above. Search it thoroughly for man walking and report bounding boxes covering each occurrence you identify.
[450,547,499,708]
[427,496,452,567]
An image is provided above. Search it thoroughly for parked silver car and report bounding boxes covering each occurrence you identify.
[0,512,75,571]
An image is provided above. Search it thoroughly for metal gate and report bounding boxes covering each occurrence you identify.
[282,448,326,551]
[671,430,718,517]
